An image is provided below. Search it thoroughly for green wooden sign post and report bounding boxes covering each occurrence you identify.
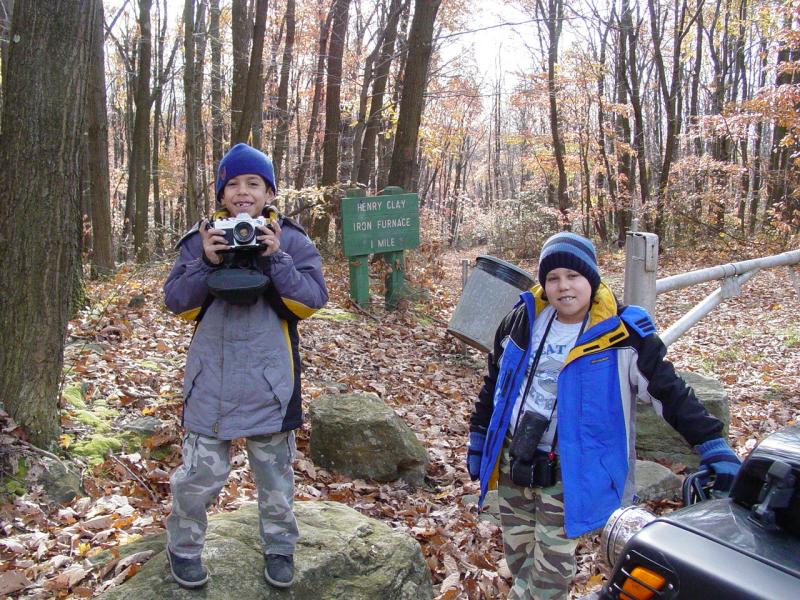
[341,186,420,309]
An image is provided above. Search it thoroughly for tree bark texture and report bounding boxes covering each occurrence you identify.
[230,0,251,136]
[0,0,94,448]
[388,0,441,192]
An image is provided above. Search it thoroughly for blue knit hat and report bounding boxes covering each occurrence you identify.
[538,232,601,294]
[216,143,277,200]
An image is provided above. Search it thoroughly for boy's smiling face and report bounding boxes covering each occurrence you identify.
[545,267,592,324]
[221,174,274,217]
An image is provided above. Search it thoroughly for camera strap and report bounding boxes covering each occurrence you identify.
[514,310,590,451]
[513,311,557,433]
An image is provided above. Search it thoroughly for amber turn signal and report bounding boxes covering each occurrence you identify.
[619,566,666,600]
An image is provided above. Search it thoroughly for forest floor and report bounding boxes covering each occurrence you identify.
[1,239,799,599]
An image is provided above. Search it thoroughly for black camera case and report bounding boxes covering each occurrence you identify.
[509,410,558,488]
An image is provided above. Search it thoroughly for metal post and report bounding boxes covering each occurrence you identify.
[348,256,369,306]
[623,231,659,315]
[384,250,405,310]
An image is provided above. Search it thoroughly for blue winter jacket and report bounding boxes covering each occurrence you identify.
[471,283,723,538]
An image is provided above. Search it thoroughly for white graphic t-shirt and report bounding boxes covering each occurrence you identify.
[508,306,583,451]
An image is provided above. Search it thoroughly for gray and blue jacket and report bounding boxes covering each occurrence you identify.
[164,207,328,439]
[470,282,723,537]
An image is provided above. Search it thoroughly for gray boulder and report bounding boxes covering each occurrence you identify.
[36,457,83,504]
[636,371,730,467]
[309,393,428,485]
[95,500,432,599]
[635,460,682,501]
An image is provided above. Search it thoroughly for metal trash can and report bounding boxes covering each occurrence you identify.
[447,255,535,353]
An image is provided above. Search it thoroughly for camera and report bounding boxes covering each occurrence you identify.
[210,213,270,252]
[509,410,558,488]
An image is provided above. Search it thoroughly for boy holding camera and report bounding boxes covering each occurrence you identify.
[163,143,327,589]
[467,232,740,599]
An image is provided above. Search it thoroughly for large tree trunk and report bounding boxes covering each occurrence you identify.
[357,0,402,187]
[0,0,15,119]
[87,0,114,277]
[273,0,295,186]
[0,0,94,448]
[320,0,351,186]
[230,0,251,136]
[133,0,153,262]
[387,0,441,191]
[232,0,268,145]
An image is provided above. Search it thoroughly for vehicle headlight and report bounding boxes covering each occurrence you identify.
[600,505,656,568]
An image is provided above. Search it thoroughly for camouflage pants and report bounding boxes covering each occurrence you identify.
[498,447,577,600]
[166,431,298,559]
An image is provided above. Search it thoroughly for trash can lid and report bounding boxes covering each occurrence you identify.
[475,255,535,290]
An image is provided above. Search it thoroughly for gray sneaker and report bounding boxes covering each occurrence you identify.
[167,547,209,589]
[264,553,294,588]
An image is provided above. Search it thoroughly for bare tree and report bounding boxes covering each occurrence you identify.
[273,0,296,185]
[231,0,268,145]
[209,0,223,168]
[132,0,152,262]
[388,0,441,191]
[313,0,351,245]
[294,6,333,189]
[357,0,403,187]
[87,0,114,276]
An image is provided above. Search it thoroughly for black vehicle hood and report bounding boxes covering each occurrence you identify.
[658,499,800,579]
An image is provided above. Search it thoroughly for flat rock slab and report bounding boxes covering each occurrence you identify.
[95,500,433,600]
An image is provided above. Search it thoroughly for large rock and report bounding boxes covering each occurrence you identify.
[36,457,83,504]
[309,393,428,485]
[95,500,432,599]
[634,460,682,501]
[636,371,730,467]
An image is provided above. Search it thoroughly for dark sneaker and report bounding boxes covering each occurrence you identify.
[167,547,209,589]
[264,553,294,588]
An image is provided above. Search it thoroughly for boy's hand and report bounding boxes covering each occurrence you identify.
[199,219,229,265]
[258,219,281,256]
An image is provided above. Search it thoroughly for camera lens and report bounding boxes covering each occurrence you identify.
[233,222,255,244]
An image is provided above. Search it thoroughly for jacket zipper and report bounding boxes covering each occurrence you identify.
[213,303,227,436]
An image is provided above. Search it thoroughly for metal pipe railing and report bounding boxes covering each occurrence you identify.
[624,232,800,347]
[656,250,800,295]
[659,269,758,347]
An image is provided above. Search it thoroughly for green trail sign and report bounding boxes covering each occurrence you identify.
[341,187,420,309]
[341,189,420,256]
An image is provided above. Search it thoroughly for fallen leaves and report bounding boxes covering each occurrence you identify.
[1,246,798,599]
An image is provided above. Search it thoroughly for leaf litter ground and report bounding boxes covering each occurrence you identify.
[1,244,798,599]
